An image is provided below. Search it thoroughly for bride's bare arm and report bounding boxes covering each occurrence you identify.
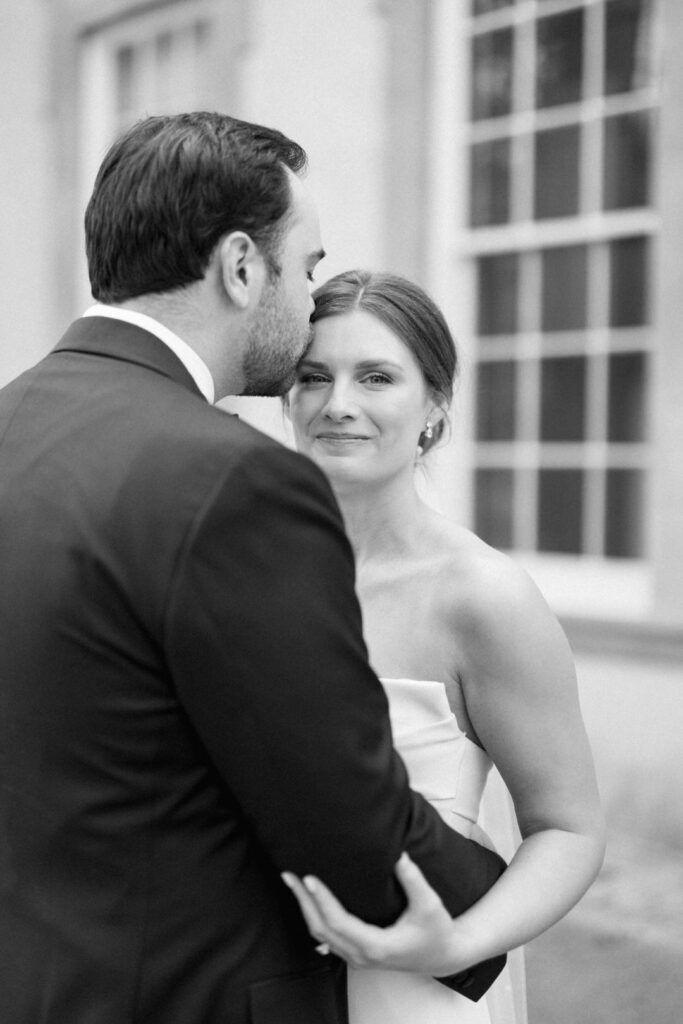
[282,552,605,975]
[440,552,606,966]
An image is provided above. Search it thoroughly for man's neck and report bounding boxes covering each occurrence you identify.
[115,293,203,350]
[113,289,245,398]
[87,301,216,404]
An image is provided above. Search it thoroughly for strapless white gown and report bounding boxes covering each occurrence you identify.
[347,678,524,1024]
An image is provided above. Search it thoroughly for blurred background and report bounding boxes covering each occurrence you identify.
[2,0,682,1019]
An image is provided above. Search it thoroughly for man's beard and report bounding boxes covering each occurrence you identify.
[241,281,312,397]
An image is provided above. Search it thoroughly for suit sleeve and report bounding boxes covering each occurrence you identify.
[165,444,505,999]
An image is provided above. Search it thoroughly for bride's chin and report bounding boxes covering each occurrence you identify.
[324,463,364,482]
[319,459,369,488]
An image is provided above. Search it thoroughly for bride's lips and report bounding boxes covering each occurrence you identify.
[314,432,370,445]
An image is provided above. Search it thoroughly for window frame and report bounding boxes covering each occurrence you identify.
[426,0,658,619]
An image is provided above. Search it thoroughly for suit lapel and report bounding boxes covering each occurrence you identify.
[53,317,205,399]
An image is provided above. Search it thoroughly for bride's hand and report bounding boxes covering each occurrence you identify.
[282,853,473,976]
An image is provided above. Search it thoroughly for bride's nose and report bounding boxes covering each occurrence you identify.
[322,381,357,421]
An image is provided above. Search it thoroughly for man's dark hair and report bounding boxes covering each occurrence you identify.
[84,111,307,303]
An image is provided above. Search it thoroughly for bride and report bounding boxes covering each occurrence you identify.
[282,270,605,1023]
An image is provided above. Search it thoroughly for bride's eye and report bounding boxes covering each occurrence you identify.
[299,372,330,386]
[362,372,392,386]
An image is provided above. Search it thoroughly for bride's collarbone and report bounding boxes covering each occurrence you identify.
[356,549,453,594]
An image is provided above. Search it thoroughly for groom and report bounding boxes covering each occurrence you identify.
[0,112,505,1023]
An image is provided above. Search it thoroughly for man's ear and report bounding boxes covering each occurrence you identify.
[217,231,266,309]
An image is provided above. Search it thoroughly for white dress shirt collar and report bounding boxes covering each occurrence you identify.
[82,303,215,405]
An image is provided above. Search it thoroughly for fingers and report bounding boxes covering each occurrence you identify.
[280,872,361,962]
[303,875,381,965]
[394,853,443,916]
[282,872,384,967]
[282,857,458,976]
[281,872,328,946]
[301,875,356,932]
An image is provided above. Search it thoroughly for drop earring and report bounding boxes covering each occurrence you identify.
[416,420,434,459]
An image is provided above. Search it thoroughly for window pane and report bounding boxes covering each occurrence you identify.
[471,138,511,226]
[475,469,514,549]
[472,29,514,120]
[540,356,586,441]
[603,112,651,210]
[605,0,652,96]
[477,253,518,334]
[541,245,587,331]
[477,361,516,440]
[538,469,583,553]
[605,469,644,557]
[535,124,580,219]
[610,236,648,326]
[473,0,514,13]
[536,10,584,109]
[608,352,647,442]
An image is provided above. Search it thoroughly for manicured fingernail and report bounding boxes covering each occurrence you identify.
[281,873,294,888]
[303,876,317,894]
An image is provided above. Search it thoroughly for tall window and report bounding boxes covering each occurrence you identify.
[467,0,657,560]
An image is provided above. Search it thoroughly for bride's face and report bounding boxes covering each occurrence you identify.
[287,309,433,486]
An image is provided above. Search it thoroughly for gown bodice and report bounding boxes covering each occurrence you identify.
[382,677,492,833]
[346,678,499,1024]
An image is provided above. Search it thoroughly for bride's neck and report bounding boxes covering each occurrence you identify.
[332,473,426,568]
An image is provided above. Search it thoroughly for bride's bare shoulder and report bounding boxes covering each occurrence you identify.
[425,514,552,629]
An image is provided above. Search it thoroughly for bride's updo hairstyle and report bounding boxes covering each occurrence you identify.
[310,270,458,456]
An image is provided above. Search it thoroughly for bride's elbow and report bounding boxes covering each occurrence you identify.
[565,814,608,893]
[586,816,608,880]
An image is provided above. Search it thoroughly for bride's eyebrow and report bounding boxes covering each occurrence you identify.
[298,359,328,370]
[298,359,403,372]
[356,360,403,372]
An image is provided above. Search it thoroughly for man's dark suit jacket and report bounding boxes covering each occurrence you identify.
[0,316,505,1023]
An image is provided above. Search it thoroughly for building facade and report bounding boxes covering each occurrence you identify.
[3,0,683,840]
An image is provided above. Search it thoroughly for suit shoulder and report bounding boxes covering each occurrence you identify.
[150,400,337,513]
[203,409,331,486]
[217,424,339,513]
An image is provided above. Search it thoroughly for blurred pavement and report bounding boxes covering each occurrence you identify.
[526,828,683,1023]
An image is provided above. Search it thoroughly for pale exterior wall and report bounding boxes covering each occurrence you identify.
[0,0,61,386]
